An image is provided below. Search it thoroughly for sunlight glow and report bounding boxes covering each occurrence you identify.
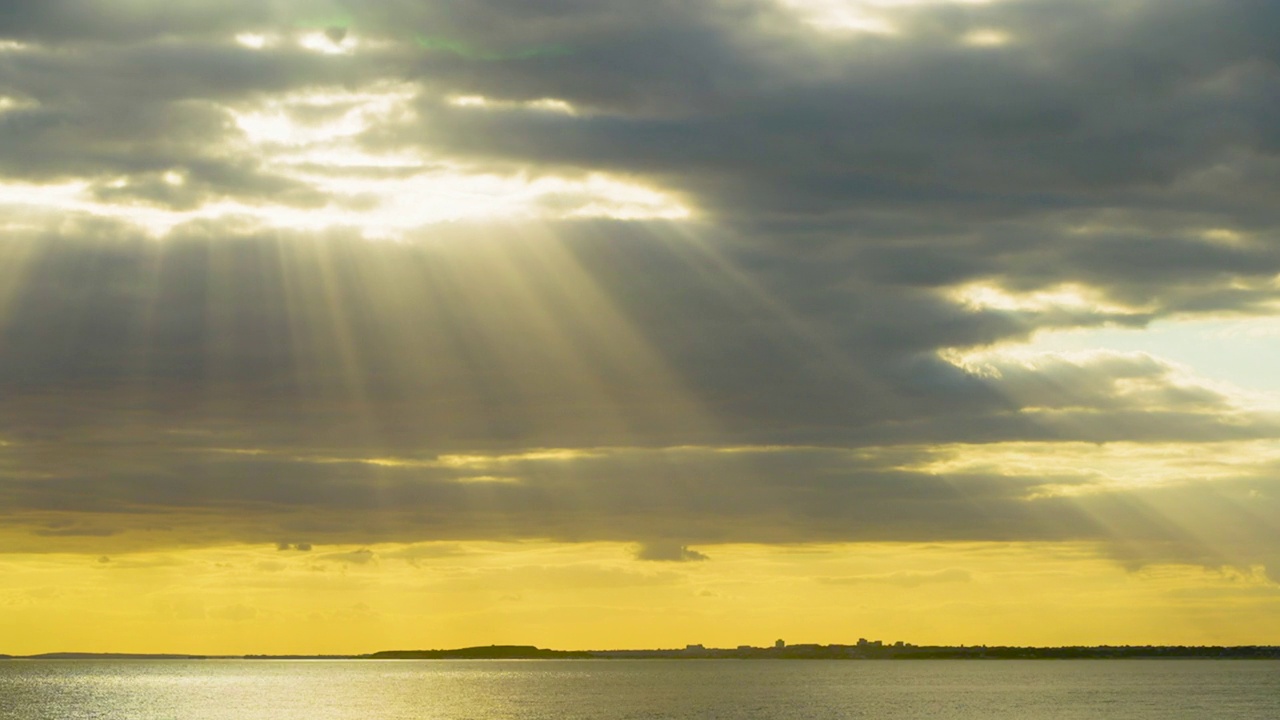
[234,33,273,49]
[228,86,687,231]
[1200,227,1250,246]
[0,95,37,113]
[949,281,1151,316]
[898,440,1280,493]
[298,30,357,55]
[778,0,897,34]
[779,0,995,34]
[963,29,1012,46]
[939,344,1268,410]
[0,86,690,238]
[436,449,602,468]
[994,316,1280,401]
[450,475,523,484]
[230,86,415,147]
[0,180,87,207]
[447,95,580,115]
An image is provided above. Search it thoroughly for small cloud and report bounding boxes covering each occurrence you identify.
[634,542,710,562]
[33,526,118,538]
[820,569,972,587]
[320,548,376,564]
[379,543,469,564]
[276,542,313,551]
[324,26,348,44]
[213,604,259,622]
[97,556,111,564]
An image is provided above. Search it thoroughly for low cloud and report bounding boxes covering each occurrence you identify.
[820,569,973,587]
[31,526,119,538]
[318,548,376,565]
[211,604,259,622]
[635,542,711,563]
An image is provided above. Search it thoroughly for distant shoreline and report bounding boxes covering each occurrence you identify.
[5,644,1280,661]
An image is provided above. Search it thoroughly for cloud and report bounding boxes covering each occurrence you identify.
[1,0,1280,588]
[31,524,119,538]
[318,548,376,565]
[212,603,259,622]
[634,543,711,563]
[378,543,471,563]
[819,568,973,587]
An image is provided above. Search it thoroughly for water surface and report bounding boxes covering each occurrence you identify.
[1,658,1276,719]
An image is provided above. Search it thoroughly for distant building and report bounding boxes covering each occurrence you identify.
[775,639,786,649]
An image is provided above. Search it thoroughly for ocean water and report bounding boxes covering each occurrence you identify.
[1,658,1277,719]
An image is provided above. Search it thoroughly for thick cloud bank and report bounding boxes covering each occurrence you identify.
[2,0,1278,577]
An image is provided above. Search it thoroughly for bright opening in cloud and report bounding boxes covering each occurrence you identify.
[779,0,995,34]
[298,30,358,55]
[447,95,580,115]
[0,83,690,238]
[963,29,1012,46]
[900,440,1280,494]
[1010,317,1280,401]
[233,33,273,50]
[0,95,37,113]
[949,281,1151,316]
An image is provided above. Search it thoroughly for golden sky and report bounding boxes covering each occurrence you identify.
[2,0,1279,654]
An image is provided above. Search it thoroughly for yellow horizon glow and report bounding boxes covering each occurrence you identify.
[2,540,1276,655]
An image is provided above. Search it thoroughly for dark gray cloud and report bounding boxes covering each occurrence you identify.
[635,543,711,563]
[3,424,1277,567]
[382,0,1279,207]
[2,228,1272,452]
[0,1,274,43]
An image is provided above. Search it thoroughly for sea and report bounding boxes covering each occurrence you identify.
[1,658,1277,719]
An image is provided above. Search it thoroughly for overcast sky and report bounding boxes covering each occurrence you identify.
[2,0,1279,653]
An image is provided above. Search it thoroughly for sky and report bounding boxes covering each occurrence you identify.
[2,0,1280,655]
